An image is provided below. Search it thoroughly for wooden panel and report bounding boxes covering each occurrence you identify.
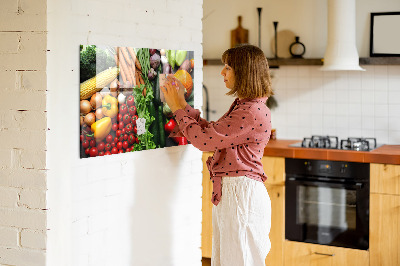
[284,241,369,266]
[202,152,213,258]
[370,193,400,266]
[370,163,400,195]
[265,185,285,266]
[261,156,285,185]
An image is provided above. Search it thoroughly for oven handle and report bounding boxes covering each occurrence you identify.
[286,177,364,189]
[313,252,335,257]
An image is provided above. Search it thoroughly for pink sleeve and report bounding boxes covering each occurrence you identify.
[169,104,211,137]
[172,106,256,152]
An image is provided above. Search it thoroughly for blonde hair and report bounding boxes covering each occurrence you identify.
[221,44,273,99]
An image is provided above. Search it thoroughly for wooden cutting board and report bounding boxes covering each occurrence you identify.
[231,16,249,48]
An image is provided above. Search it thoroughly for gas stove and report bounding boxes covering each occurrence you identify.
[289,135,381,151]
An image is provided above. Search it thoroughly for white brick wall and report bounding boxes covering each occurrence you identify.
[0,0,48,265]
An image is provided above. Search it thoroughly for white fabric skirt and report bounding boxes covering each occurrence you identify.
[211,176,271,266]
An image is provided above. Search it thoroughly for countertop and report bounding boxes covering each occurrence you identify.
[263,139,400,165]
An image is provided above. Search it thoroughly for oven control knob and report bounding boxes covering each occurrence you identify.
[340,164,347,174]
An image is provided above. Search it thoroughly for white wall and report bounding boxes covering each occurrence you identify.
[203,0,400,145]
[46,0,203,266]
[0,0,48,265]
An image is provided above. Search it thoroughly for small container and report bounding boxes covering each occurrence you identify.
[270,129,277,140]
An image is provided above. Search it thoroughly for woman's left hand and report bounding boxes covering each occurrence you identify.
[161,75,186,113]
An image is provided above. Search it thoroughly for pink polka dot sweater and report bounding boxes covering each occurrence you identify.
[171,97,272,206]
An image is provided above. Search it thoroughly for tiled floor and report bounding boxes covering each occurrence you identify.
[202,257,211,266]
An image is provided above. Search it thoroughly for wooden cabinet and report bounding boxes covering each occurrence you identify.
[201,152,213,258]
[370,163,400,266]
[284,241,369,266]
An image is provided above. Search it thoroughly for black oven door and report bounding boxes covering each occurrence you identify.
[285,177,369,250]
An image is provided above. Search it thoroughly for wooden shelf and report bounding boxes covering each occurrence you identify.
[203,57,400,67]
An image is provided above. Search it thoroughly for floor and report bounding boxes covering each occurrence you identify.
[202,257,211,266]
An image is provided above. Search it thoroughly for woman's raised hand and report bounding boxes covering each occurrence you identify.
[161,75,187,113]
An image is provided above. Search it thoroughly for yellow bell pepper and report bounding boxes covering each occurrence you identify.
[91,117,112,141]
[102,94,119,118]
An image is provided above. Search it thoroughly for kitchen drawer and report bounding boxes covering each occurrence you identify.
[262,156,285,185]
[284,241,369,266]
[370,163,400,195]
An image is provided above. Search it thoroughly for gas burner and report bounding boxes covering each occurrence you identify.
[340,137,377,151]
[301,135,339,149]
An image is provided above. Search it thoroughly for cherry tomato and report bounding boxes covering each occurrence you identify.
[86,135,93,142]
[116,130,122,137]
[119,104,128,115]
[135,137,139,144]
[126,95,135,106]
[125,123,133,134]
[133,125,137,134]
[117,113,123,122]
[89,139,96,147]
[111,147,118,154]
[128,134,136,145]
[123,134,128,141]
[113,137,118,143]
[80,135,84,142]
[105,151,112,156]
[118,149,124,154]
[105,143,112,151]
[106,134,113,143]
[119,121,125,130]
[82,140,89,149]
[98,151,105,156]
[126,147,131,152]
[89,147,99,157]
[111,142,116,147]
[119,135,124,142]
[112,123,118,131]
[128,105,137,116]
[123,114,131,124]
[131,115,138,126]
[122,141,129,149]
[97,142,105,151]
[117,142,123,150]
[121,128,126,135]
[85,148,90,155]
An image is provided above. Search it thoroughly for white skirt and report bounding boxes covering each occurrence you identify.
[212,176,271,266]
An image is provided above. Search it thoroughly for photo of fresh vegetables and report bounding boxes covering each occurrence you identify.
[79,45,194,158]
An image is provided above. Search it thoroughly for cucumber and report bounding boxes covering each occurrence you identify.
[148,101,159,147]
[154,64,162,104]
[158,105,166,148]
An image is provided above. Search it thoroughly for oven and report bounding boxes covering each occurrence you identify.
[285,158,370,250]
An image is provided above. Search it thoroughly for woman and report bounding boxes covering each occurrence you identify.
[161,44,273,266]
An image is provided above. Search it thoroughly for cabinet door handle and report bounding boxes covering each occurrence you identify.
[314,252,335,257]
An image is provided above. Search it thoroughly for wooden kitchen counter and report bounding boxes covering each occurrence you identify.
[263,139,400,164]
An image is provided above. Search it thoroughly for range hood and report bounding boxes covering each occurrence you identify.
[320,0,365,71]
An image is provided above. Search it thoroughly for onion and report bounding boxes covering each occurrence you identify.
[160,49,166,56]
[118,93,126,104]
[80,100,92,115]
[95,108,104,120]
[90,93,103,109]
[84,112,96,126]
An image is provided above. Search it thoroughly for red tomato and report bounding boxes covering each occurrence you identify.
[123,114,131,124]
[97,142,105,151]
[123,134,128,141]
[128,105,137,116]
[112,123,118,131]
[117,142,123,150]
[135,137,139,144]
[116,130,122,137]
[105,143,112,151]
[113,137,118,143]
[164,118,177,133]
[82,140,89,149]
[119,121,125,130]
[125,123,133,134]
[98,151,105,156]
[131,115,138,126]
[105,151,112,156]
[80,135,84,142]
[128,134,136,145]
[89,139,96,147]
[118,149,124,154]
[119,104,128,115]
[111,147,118,154]
[117,113,123,122]
[86,136,93,142]
[111,142,116,147]
[126,95,135,106]
[122,141,129,149]
[89,147,99,157]
[126,148,131,152]
[85,148,90,155]
[121,128,126,135]
[133,125,137,134]
[106,134,113,143]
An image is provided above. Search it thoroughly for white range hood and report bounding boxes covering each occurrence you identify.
[320,0,365,71]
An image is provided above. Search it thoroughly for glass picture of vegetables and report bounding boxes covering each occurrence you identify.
[79,45,195,158]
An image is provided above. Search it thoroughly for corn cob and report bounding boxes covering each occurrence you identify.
[80,67,119,100]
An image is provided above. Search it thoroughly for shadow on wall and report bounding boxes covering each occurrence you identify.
[129,146,186,265]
